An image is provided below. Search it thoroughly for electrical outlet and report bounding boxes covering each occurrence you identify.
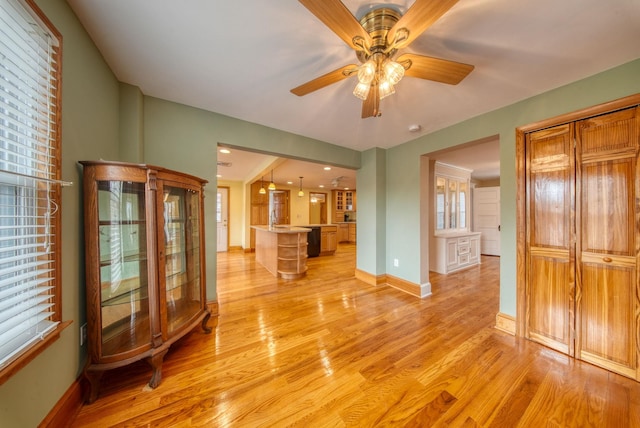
[80,323,87,347]
[393,258,399,267]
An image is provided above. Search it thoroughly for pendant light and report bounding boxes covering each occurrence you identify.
[259,176,266,194]
[268,170,276,190]
[298,177,304,197]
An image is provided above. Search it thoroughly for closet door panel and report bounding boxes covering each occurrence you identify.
[581,159,634,255]
[579,261,636,377]
[528,251,572,354]
[576,107,639,380]
[525,125,575,354]
[530,169,571,248]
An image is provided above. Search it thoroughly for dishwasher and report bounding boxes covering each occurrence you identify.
[306,226,321,257]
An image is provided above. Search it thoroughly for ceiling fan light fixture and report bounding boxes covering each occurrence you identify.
[384,60,404,85]
[353,81,371,100]
[378,80,395,99]
[357,61,376,84]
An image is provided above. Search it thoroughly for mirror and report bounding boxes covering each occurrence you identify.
[309,192,327,224]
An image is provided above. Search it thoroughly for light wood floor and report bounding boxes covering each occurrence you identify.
[71,244,640,427]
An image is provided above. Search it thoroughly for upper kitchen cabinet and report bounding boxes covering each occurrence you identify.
[333,189,356,223]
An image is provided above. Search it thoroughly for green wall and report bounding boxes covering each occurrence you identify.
[386,58,640,317]
[357,148,387,275]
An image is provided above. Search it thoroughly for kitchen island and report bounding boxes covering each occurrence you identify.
[253,225,311,279]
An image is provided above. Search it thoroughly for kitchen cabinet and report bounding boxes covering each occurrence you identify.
[320,225,337,255]
[348,223,357,243]
[80,160,211,402]
[332,189,356,223]
[431,232,481,274]
[337,223,356,243]
[338,224,349,242]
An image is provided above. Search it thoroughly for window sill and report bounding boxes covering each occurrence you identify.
[0,320,72,387]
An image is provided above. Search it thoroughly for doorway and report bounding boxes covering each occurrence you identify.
[473,187,501,256]
[422,135,501,269]
[216,186,229,252]
[309,192,327,224]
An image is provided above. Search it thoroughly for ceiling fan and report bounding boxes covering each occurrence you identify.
[290,0,474,118]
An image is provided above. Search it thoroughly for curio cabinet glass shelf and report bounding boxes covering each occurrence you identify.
[80,160,211,403]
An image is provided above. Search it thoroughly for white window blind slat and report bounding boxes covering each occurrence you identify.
[0,241,43,253]
[0,31,51,94]
[0,156,53,177]
[0,267,54,288]
[0,104,56,143]
[0,295,52,325]
[0,3,55,61]
[0,279,51,301]
[0,319,58,369]
[0,0,61,371]
[0,53,51,106]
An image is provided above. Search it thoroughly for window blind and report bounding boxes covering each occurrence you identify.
[0,0,62,370]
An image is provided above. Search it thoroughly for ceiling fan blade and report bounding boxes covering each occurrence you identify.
[299,0,372,50]
[397,53,474,85]
[387,0,460,49]
[291,64,357,96]
[361,84,379,118]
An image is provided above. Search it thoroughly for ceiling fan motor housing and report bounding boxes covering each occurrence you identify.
[355,8,401,64]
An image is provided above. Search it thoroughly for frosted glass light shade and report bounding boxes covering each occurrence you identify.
[353,82,371,100]
[384,60,404,85]
[357,61,376,84]
[378,80,395,99]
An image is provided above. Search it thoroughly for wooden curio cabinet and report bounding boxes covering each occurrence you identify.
[80,161,211,402]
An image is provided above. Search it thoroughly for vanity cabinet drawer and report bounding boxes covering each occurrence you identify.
[458,244,470,255]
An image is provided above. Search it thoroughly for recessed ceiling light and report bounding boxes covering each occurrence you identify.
[219,148,230,154]
[324,167,331,171]
[216,174,222,178]
[287,181,293,185]
[408,124,422,133]
[319,185,325,188]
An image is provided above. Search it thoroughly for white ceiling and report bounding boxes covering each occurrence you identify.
[67,0,640,186]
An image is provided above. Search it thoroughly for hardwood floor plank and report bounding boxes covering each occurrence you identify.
[70,245,640,427]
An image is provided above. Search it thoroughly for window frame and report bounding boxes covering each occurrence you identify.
[0,0,68,386]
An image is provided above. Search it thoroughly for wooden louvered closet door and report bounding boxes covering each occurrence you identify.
[525,106,640,381]
[525,124,576,356]
[575,107,639,379]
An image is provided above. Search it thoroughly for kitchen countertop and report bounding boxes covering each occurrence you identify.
[252,225,311,233]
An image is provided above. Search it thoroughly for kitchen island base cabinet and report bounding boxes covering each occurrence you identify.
[431,232,481,274]
[254,226,310,279]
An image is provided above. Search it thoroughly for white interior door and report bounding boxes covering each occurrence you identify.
[217,187,229,252]
[473,186,501,256]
